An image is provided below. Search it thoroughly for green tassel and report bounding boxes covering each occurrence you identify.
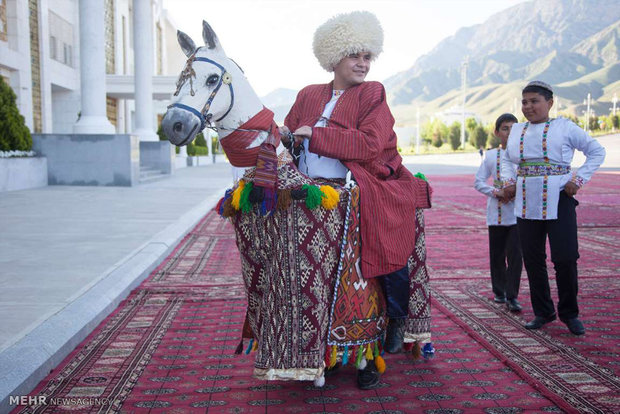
[355,345,364,368]
[414,172,428,182]
[374,341,379,357]
[240,181,254,213]
[302,184,325,209]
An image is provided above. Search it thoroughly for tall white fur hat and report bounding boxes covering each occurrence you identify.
[313,11,384,72]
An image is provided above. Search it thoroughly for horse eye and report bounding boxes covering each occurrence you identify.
[206,74,219,86]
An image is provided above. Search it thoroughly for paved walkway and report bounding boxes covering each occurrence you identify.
[0,133,617,412]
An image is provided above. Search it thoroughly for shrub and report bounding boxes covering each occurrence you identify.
[473,126,488,149]
[449,122,461,150]
[195,132,207,147]
[0,77,32,151]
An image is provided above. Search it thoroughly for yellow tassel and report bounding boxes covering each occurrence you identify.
[329,345,338,368]
[365,344,374,361]
[319,185,340,210]
[231,180,245,210]
[375,354,386,374]
[412,341,421,360]
[251,339,258,352]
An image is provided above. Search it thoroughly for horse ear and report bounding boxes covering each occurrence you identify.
[202,20,221,50]
[177,30,196,57]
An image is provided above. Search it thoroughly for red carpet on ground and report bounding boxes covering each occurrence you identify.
[13,173,619,414]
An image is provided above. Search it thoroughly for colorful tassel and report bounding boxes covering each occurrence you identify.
[403,342,414,352]
[303,184,325,209]
[222,197,236,217]
[324,346,331,368]
[423,342,435,359]
[374,341,380,357]
[263,187,277,212]
[319,185,339,209]
[245,338,254,355]
[240,181,254,213]
[414,172,428,182]
[342,346,349,366]
[276,189,292,210]
[355,345,363,368]
[252,339,258,352]
[375,354,386,374]
[231,180,245,210]
[329,345,338,368]
[365,343,374,361]
[234,338,244,355]
[412,341,421,360]
[216,189,232,216]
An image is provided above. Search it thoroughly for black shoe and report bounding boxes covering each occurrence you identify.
[506,298,522,312]
[563,318,585,336]
[324,362,341,378]
[524,314,556,330]
[384,318,406,354]
[494,295,506,304]
[357,360,380,390]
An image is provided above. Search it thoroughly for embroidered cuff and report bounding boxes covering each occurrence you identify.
[571,175,585,188]
[502,178,516,188]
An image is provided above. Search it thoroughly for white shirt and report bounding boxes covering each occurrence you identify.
[501,117,605,220]
[475,147,517,226]
[298,90,348,179]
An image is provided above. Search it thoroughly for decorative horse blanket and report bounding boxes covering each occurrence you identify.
[223,162,431,380]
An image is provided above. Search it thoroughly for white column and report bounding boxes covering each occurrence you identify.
[73,0,114,134]
[132,0,158,141]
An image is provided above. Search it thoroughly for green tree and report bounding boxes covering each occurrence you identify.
[473,126,488,149]
[449,122,461,150]
[611,115,619,129]
[466,118,479,147]
[487,130,500,148]
[0,77,32,151]
[194,132,207,147]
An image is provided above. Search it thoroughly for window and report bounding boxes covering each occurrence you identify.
[48,11,74,67]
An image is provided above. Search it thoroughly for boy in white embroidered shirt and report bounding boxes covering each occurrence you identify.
[474,114,523,312]
[500,80,605,336]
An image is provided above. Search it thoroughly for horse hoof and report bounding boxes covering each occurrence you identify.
[314,375,325,388]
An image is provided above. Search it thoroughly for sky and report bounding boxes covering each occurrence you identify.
[164,0,528,97]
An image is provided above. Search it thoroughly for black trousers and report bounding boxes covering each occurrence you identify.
[517,191,580,321]
[488,224,522,300]
[381,265,410,319]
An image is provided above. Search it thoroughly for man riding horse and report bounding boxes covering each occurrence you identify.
[161,11,432,390]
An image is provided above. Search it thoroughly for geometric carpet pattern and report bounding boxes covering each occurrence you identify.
[12,172,619,413]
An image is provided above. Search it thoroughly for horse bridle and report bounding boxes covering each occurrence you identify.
[168,53,235,132]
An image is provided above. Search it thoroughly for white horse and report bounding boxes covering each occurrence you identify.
[162,21,429,386]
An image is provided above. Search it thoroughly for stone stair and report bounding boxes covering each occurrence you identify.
[139,165,168,183]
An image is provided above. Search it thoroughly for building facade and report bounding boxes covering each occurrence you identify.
[0,0,185,137]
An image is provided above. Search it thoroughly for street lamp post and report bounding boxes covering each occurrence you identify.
[460,59,468,149]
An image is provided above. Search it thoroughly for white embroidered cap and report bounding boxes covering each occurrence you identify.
[526,80,553,94]
[312,11,384,72]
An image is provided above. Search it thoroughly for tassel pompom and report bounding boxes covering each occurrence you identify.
[319,185,340,210]
[403,342,414,352]
[252,339,259,352]
[276,189,292,210]
[314,375,325,388]
[414,172,428,182]
[329,345,338,368]
[375,354,386,374]
[303,184,325,209]
[234,338,244,355]
[216,188,232,216]
[263,187,277,212]
[365,344,374,361]
[342,346,349,366]
[231,180,245,210]
[423,342,435,359]
[325,347,331,368]
[222,197,236,218]
[245,338,254,355]
[358,358,367,370]
[355,346,363,368]
[412,341,421,360]
[249,185,264,203]
[240,181,254,213]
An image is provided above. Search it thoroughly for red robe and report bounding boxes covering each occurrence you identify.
[285,81,432,278]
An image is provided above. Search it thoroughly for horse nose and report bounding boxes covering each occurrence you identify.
[173,122,183,133]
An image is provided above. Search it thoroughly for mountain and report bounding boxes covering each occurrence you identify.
[386,0,620,122]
